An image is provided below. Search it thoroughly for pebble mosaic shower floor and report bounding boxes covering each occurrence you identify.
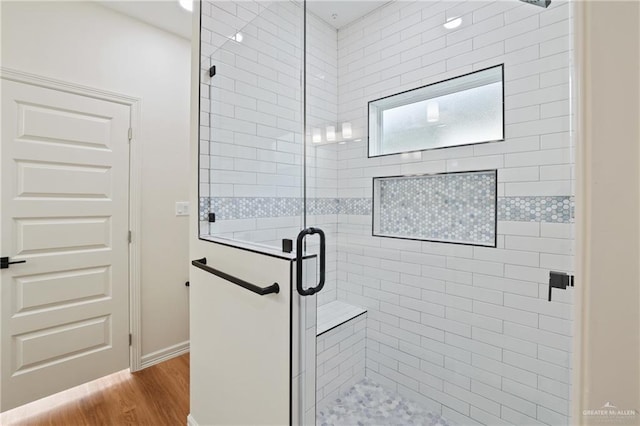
[317,377,451,426]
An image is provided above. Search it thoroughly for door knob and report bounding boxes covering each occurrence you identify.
[0,257,26,269]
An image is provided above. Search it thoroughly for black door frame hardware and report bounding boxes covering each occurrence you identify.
[295,227,326,296]
[282,239,293,253]
[1,257,26,269]
[191,257,279,295]
[548,271,574,301]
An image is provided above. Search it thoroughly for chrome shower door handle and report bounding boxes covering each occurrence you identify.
[295,227,326,296]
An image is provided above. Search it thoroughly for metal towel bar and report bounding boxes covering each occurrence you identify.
[191,257,280,295]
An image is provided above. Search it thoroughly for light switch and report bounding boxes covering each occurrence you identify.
[175,201,190,216]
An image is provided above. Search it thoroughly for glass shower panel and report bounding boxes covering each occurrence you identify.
[309,1,576,426]
[298,7,342,425]
[304,8,340,307]
[199,0,304,249]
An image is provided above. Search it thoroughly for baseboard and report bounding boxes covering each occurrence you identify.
[187,414,199,426]
[140,340,189,369]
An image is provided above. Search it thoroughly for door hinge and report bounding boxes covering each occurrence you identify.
[128,127,133,142]
[129,333,132,346]
[128,230,132,243]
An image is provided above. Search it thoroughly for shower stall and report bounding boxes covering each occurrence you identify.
[191,0,575,425]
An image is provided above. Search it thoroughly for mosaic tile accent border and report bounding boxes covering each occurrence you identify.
[198,197,211,221]
[198,197,372,221]
[199,196,574,223]
[373,171,497,246]
[498,196,574,223]
[337,198,372,216]
[308,198,337,216]
[210,197,301,220]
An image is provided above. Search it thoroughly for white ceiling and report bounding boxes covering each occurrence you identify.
[306,1,391,29]
[97,1,392,40]
[96,1,193,40]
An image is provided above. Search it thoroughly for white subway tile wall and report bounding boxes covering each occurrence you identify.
[200,1,574,425]
[335,1,573,425]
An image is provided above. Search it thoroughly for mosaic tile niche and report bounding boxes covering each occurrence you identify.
[373,170,497,246]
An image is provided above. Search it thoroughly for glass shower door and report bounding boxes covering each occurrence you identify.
[305,1,576,425]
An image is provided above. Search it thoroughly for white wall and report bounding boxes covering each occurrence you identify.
[1,1,191,362]
[577,2,640,424]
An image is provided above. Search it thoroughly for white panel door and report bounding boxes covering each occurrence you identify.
[0,79,131,411]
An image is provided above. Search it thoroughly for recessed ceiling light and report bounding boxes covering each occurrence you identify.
[443,17,462,30]
[179,0,192,12]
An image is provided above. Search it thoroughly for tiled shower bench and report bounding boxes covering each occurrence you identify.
[316,301,367,410]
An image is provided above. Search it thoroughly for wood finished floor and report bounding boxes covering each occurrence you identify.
[1,354,189,426]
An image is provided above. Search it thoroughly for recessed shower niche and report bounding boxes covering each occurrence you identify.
[372,170,497,246]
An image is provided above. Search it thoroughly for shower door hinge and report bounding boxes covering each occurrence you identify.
[128,127,133,142]
[128,230,132,243]
[129,333,132,346]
